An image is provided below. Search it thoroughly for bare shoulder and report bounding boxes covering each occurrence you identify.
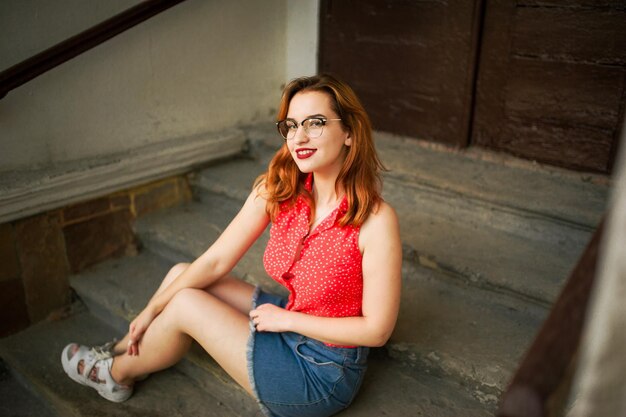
[231,179,269,222]
[363,201,399,229]
[359,201,400,250]
[248,178,269,206]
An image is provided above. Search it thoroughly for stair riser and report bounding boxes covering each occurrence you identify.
[133,200,545,399]
[193,170,590,305]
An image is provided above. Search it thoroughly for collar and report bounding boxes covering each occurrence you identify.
[300,173,349,235]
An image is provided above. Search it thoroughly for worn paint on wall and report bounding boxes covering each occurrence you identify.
[0,0,287,171]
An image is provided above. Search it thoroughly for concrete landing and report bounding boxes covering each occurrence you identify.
[0,308,258,417]
[0,357,57,417]
[374,132,607,229]
[192,140,600,306]
[0,246,497,416]
[132,190,541,397]
[187,130,608,396]
[1,126,609,416]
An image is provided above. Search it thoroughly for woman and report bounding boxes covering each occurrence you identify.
[61,74,402,417]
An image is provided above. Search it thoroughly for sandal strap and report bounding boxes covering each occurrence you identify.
[61,343,133,402]
[95,358,118,390]
[81,351,101,382]
[67,345,93,380]
[91,339,118,359]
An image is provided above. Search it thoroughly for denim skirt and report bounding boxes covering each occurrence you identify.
[246,287,369,417]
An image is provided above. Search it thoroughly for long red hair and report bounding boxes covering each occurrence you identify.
[256,74,386,227]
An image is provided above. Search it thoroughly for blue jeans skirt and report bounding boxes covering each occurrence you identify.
[246,288,369,417]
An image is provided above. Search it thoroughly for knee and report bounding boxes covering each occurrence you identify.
[167,288,204,313]
[163,262,190,286]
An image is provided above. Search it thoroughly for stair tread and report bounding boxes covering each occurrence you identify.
[0,308,256,417]
[392,257,545,392]
[192,156,593,304]
[386,177,591,303]
[0,357,58,417]
[375,132,608,229]
[344,352,493,416]
[132,200,539,393]
[134,197,284,295]
[69,252,173,327]
[0,260,494,417]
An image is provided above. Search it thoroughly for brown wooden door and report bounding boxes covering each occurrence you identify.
[472,0,625,173]
[319,0,482,147]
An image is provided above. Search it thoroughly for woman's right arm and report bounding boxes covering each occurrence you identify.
[127,185,270,353]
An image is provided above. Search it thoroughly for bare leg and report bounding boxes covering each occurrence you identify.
[110,288,253,394]
[112,263,255,354]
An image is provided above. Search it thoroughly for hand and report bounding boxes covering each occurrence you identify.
[127,305,158,356]
[249,303,292,333]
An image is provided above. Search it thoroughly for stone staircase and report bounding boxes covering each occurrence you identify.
[0,127,608,416]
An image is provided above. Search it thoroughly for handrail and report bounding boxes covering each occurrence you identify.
[497,218,605,417]
[0,0,187,99]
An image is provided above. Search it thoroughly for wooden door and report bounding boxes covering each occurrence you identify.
[319,0,482,147]
[472,0,625,173]
[319,0,625,173]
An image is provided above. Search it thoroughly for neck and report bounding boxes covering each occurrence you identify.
[312,174,343,207]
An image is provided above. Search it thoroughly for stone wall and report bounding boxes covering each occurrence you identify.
[0,175,191,336]
[0,0,319,336]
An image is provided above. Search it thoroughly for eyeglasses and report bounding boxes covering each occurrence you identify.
[276,117,342,140]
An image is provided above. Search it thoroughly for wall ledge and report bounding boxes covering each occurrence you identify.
[0,128,246,224]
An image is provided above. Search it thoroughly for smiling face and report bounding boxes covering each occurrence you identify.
[285,91,351,178]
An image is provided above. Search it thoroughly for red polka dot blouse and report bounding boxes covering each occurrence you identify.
[263,174,364,321]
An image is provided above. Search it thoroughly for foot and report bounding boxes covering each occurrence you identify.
[61,343,133,402]
[90,338,149,382]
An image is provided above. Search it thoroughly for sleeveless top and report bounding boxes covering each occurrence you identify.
[263,174,364,319]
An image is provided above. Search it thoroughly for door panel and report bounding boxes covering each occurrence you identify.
[472,0,625,173]
[319,0,625,173]
[319,0,481,147]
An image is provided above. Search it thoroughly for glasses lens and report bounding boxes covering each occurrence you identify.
[304,118,324,138]
[277,120,295,139]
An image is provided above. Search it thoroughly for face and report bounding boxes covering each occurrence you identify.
[284,91,351,177]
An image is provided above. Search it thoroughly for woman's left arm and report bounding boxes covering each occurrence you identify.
[250,202,402,347]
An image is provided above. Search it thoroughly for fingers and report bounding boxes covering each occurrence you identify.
[127,336,140,356]
[127,339,139,356]
[249,308,261,330]
[127,322,141,356]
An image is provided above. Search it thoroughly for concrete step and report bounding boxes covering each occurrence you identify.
[343,350,493,417]
[192,137,603,305]
[65,251,495,415]
[132,194,539,399]
[183,136,606,394]
[390,252,546,398]
[68,251,260,415]
[0,128,247,224]
[374,133,605,307]
[386,176,591,304]
[0,306,258,417]
[374,132,607,230]
[0,357,58,417]
[134,196,284,297]
[68,248,279,394]
[240,126,608,230]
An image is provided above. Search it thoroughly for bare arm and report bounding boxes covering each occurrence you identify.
[128,185,270,352]
[250,202,402,347]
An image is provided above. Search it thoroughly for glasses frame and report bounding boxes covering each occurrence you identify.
[276,117,342,141]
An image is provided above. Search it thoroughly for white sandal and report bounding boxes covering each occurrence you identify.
[91,339,118,358]
[61,343,133,402]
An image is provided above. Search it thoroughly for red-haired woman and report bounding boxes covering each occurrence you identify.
[62,74,402,417]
